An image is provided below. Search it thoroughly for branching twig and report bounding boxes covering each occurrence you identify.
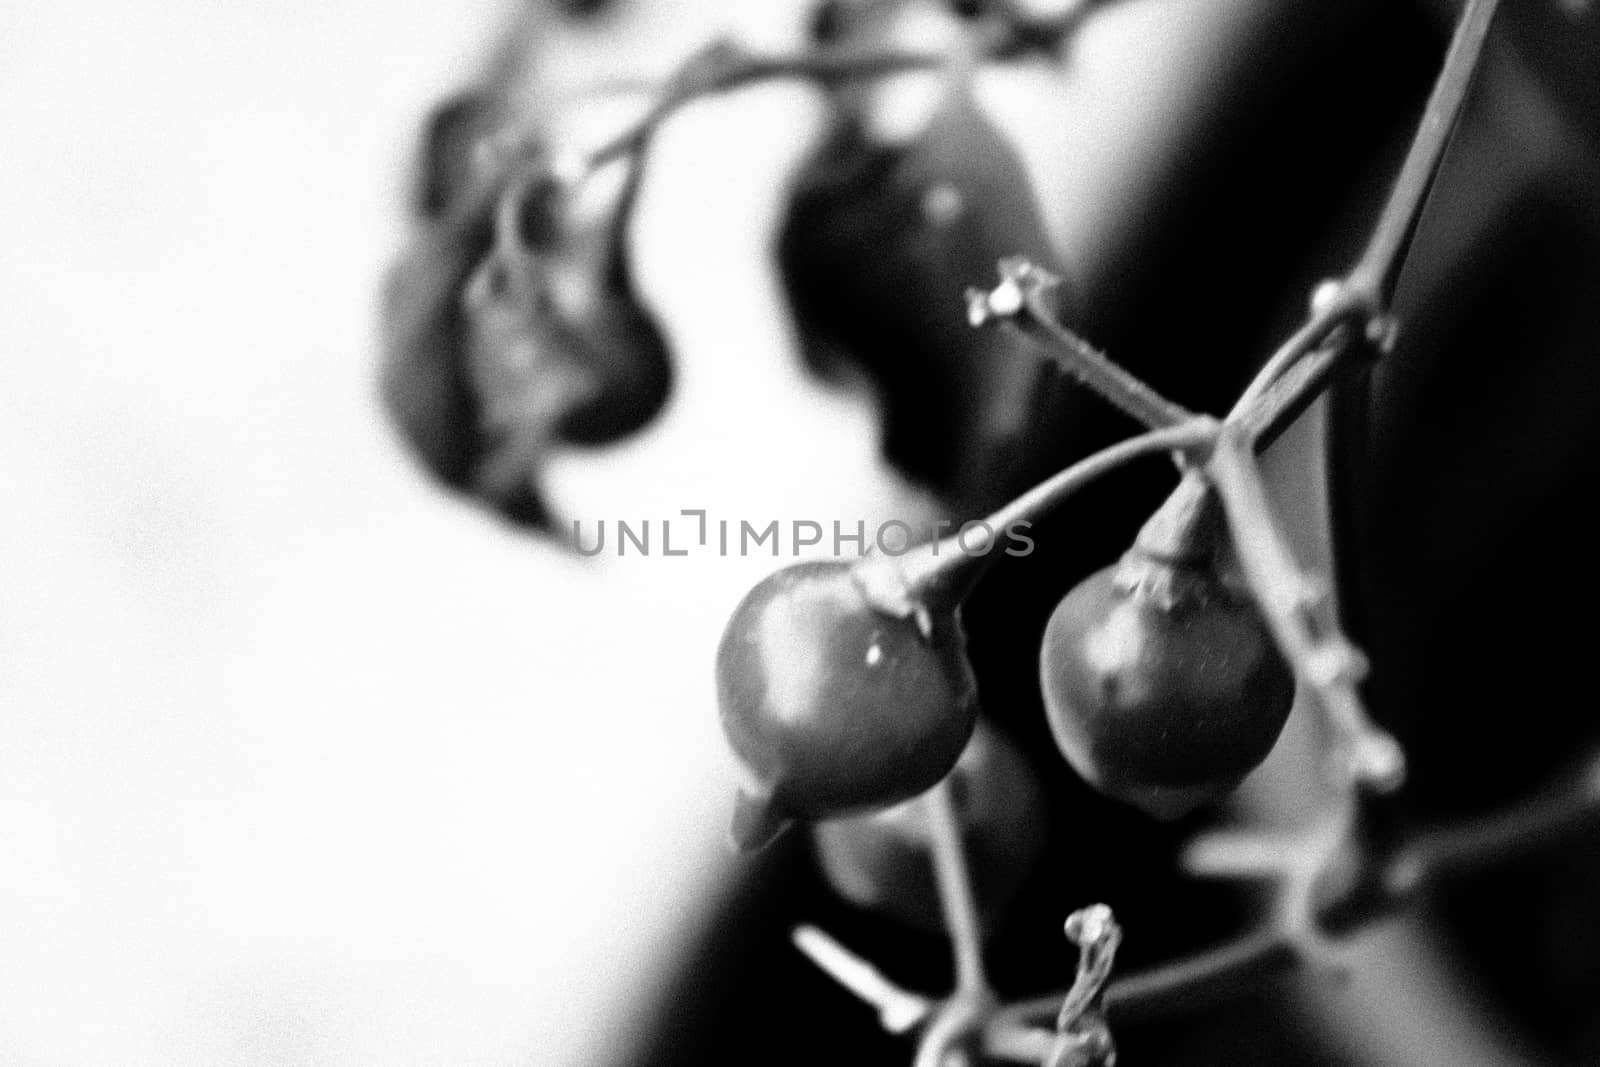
[975,747,1600,1047]
[776,2,1520,1063]
[580,38,956,171]
[1230,0,1500,428]
[1206,426,1405,793]
[1395,750,1600,882]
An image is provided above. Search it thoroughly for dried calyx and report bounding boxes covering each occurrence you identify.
[1114,469,1234,609]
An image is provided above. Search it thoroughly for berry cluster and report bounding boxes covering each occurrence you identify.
[380,1,1600,1063]
[709,1,1600,1063]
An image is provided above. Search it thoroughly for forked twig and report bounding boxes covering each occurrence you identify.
[971,0,1501,440]
[1206,427,1405,792]
[788,1,1519,1063]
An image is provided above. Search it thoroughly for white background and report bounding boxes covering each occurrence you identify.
[0,1,948,1063]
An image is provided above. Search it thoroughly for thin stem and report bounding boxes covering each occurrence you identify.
[985,419,1218,536]
[1106,928,1300,1020]
[792,925,933,1034]
[581,41,954,172]
[1227,0,1499,434]
[1384,747,1600,893]
[924,778,990,997]
[859,420,1218,623]
[1227,283,1372,419]
[969,258,1197,430]
[1238,333,1370,453]
[573,1,1115,176]
[1205,426,1405,792]
[1348,0,1501,308]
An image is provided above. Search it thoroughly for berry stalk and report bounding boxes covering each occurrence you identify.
[854,419,1219,628]
[924,779,991,998]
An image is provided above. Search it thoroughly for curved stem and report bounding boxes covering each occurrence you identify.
[581,42,955,172]
[985,419,1218,535]
[572,0,1117,177]
[1376,747,1600,898]
[1106,928,1300,1020]
[858,420,1219,622]
[924,778,990,997]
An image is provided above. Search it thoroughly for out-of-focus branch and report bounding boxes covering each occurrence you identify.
[788,3,1518,1060]
[924,778,991,998]
[1396,751,1600,880]
[581,38,954,170]
[792,925,932,1034]
[976,748,1600,1051]
[573,3,1110,177]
